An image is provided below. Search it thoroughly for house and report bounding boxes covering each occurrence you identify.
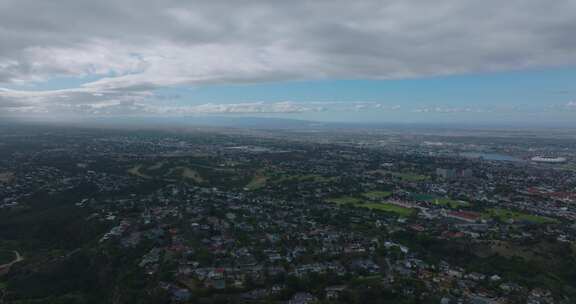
[325,285,347,300]
[172,288,191,302]
[289,292,317,304]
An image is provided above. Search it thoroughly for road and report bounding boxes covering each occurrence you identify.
[0,251,23,276]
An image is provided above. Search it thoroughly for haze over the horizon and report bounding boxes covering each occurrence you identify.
[1,0,576,125]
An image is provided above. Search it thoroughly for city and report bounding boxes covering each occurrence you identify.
[0,123,575,303]
[1,0,576,303]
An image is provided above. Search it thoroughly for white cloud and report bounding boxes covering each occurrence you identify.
[0,86,398,115]
[412,107,491,113]
[0,99,320,116]
[1,0,576,115]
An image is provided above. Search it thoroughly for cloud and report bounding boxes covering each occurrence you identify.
[0,86,398,115]
[1,0,576,115]
[412,107,491,113]
[1,99,299,116]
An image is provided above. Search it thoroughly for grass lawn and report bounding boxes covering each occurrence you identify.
[274,174,336,183]
[326,197,363,205]
[326,196,415,216]
[0,250,14,265]
[369,170,429,182]
[560,163,576,172]
[483,208,557,224]
[433,198,470,208]
[352,275,383,284]
[175,167,205,183]
[127,165,152,179]
[245,173,269,190]
[148,161,167,171]
[362,191,392,200]
[411,193,436,201]
[362,203,415,216]
[129,162,207,183]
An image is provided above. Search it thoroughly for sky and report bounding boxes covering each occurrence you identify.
[0,0,575,125]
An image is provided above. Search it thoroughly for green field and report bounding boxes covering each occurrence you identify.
[483,208,557,224]
[362,203,415,216]
[125,158,258,188]
[274,174,336,183]
[246,172,336,190]
[245,173,269,190]
[0,250,14,264]
[148,161,167,171]
[411,193,436,201]
[370,170,429,182]
[326,197,415,216]
[172,167,205,183]
[362,191,392,200]
[127,165,152,179]
[129,163,206,183]
[410,194,469,208]
[433,198,470,208]
[395,173,429,182]
[352,275,383,284]
[560,163,576,172]
[326,196,364,205]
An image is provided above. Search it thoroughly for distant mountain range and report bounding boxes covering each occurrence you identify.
[4,115,576,133]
